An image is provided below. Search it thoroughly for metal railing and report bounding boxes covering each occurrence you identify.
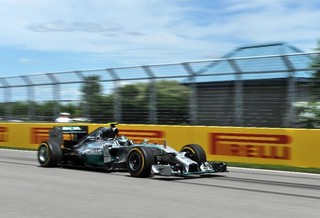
[1,52,320,127]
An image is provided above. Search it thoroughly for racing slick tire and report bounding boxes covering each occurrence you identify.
[37,142,62,167]
[127,147,155,177]
[180,144,207,163]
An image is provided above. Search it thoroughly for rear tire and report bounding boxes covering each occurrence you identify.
[127,147,155,177]
[37,142,62,167]
[180,144,207,163]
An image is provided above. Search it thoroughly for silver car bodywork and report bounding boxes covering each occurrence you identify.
[38,124,227,177]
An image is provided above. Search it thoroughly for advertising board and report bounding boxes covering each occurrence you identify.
[0,123,319,168]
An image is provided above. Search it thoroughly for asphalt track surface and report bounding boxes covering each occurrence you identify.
[0,149,319,218]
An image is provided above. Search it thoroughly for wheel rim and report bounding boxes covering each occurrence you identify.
[39,145,49,162]
[129,153,141,171]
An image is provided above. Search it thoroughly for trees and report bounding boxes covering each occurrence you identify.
[80,75,107,122]
[78,78,190,124]
[156,81,190,124]
[0,76,190,124]
[118,80,190,124]
[119,83,148,123]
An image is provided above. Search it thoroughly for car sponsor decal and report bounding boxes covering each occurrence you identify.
[62,126,82,131]
[61,126,88,133]
[0,127,8,142]
[84,148,103,155]
[209,133,291,160]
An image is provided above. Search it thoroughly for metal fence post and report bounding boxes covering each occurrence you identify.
[21,76,35,120]
[183,63,198,125]
[282,55,296,127]
[107,69,122,122]
[75,71,89,118]
[0,78,12,119]
[142,66,157,124]
[46,74,60,118]
[229,59,244,126]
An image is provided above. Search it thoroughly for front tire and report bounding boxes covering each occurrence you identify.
[37,142,62,167]
[180,144,207,163]
[127,147,155,177]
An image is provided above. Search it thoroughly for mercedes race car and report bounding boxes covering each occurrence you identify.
[37,123,227,177]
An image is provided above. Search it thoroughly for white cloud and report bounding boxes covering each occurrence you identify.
[1,0,319,102]
[17,57,41,63]
[0,0,319,67]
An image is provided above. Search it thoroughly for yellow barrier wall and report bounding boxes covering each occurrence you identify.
[0,123,319,168]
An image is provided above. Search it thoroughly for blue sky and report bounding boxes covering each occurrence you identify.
[1,0,320,77]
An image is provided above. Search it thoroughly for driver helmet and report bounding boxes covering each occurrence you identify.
[101,127,118,139]
[117,135,130,146]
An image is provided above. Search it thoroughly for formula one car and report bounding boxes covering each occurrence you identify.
[37,123,227,177]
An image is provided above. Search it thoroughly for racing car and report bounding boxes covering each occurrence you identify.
[37,123,227,177]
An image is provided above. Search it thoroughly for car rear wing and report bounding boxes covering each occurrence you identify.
[48,126,89,145]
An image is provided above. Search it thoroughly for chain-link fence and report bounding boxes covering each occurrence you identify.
[1,52,320,127]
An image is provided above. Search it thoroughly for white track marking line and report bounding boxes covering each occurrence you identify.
[229,166,320,176]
